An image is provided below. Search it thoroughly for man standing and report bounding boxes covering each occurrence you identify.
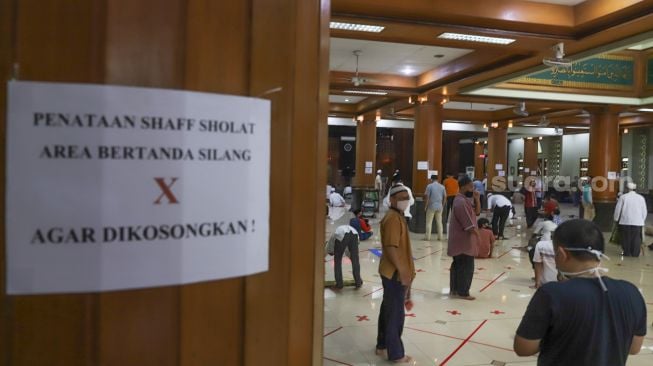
[614,182,647,257]
[582,177,595,221]
[375,169,384,199]
[424,174,446,241]
[524,179,538,228]
[375,185,416,363]
[487,193,512,240]
[443,173,459,224]
[514,220,647,365]
[383,177,415,224]
[448,176,481,300]
[473,177,486,210]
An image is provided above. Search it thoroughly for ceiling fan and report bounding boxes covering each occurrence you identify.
[513,101,529,117]
[538,115,550,126]
[543,42,572,68]
[340,50,382,86]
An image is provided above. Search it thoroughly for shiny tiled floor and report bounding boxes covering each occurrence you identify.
[324,203,653,365]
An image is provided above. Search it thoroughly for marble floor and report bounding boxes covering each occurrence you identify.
[323,203,653,366]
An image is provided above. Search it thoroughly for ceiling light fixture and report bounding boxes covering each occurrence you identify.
[400,66,415,75]
[437,32,515,45]
[491,122,499,128]
[624,128,629,134]
[483,123,488,129]
[343,89,388,96]
[638,108,653,112]
[330,21,385,33]
[508,121,514,128]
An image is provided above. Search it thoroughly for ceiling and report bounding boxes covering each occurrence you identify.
[328,0,653,131]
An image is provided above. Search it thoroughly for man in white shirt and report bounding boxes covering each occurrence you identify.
[614,182,648,257]
[532,240,557,288]
[329,188,346,207]
[487,193,512,240]
[532,217,558,241]
[383,180,415,223]
[375,169,383,198]
[326,225,362,289]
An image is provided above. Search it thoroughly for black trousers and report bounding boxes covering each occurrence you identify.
[620,225,642,257]
[492,206,511,237]
[376,273,406,361]
[450,254,474,297]
[525,207,538,228]
[333,232,362,288]
[445,196,455,224]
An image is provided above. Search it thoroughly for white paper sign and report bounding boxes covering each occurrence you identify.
[427,170,438,179]
[365,167,373,174]
[6,81,270,294]
[495,164,503,170]
[524,168,530,173]
[498,171,506,177]
[417,161,428,170]
[365,161,373,168]
[607,171,617,180]
[530,171,537,176]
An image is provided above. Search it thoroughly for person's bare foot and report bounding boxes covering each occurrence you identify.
[375,348,387,357]
[392,355,413,363]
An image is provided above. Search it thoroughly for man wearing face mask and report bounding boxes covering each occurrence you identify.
[447,176,481,300]
[514,219,647,365]
[375,184,416,363]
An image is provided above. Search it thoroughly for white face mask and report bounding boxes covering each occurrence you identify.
[558,247,610,291]
[396,200,410,212]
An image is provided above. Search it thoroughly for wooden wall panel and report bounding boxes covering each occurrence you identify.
[180,1,250,364]
[246,0,329,365]
[2,1,327,365]
[0,0,10,361]
[105,0,185,88]
[98,1,187,365]
[3,1,104,365]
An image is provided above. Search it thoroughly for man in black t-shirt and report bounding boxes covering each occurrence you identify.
[514,219,647,366]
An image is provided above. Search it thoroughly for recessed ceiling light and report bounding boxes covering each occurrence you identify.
[343,89,388,96]
[437,32,515,45]
[638,108,653,112]
[400,66,415,75]
[344,98,350,102]
[330,22,385,33]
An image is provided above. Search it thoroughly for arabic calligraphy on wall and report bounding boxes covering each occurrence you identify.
[510,54,634,91]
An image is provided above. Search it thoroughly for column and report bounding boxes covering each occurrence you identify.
[474,142,484,180]
[487,127,508,192]
[1,0,329,365]
[523,137,539,178]
[352,113,377,188]
[588,107,621,230]
[351,112,377,212]
[410,100,443,233]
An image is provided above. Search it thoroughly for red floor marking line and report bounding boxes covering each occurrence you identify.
[414,248,443,260]
[439,319,489,366]
[362,288,383,297]
[479,272,506,293]
[323,326,343,338]
[498,248,515,259]
[323,356,354,366]
[405,326,513,352]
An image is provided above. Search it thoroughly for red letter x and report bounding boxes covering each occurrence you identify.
[154,177,179,204]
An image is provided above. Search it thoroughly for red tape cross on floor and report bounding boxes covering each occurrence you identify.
[356,315,369,321]
[439,319,489,365]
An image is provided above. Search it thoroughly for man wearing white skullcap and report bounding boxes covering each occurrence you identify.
[375,184,416,363]
[614,182,647,256]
